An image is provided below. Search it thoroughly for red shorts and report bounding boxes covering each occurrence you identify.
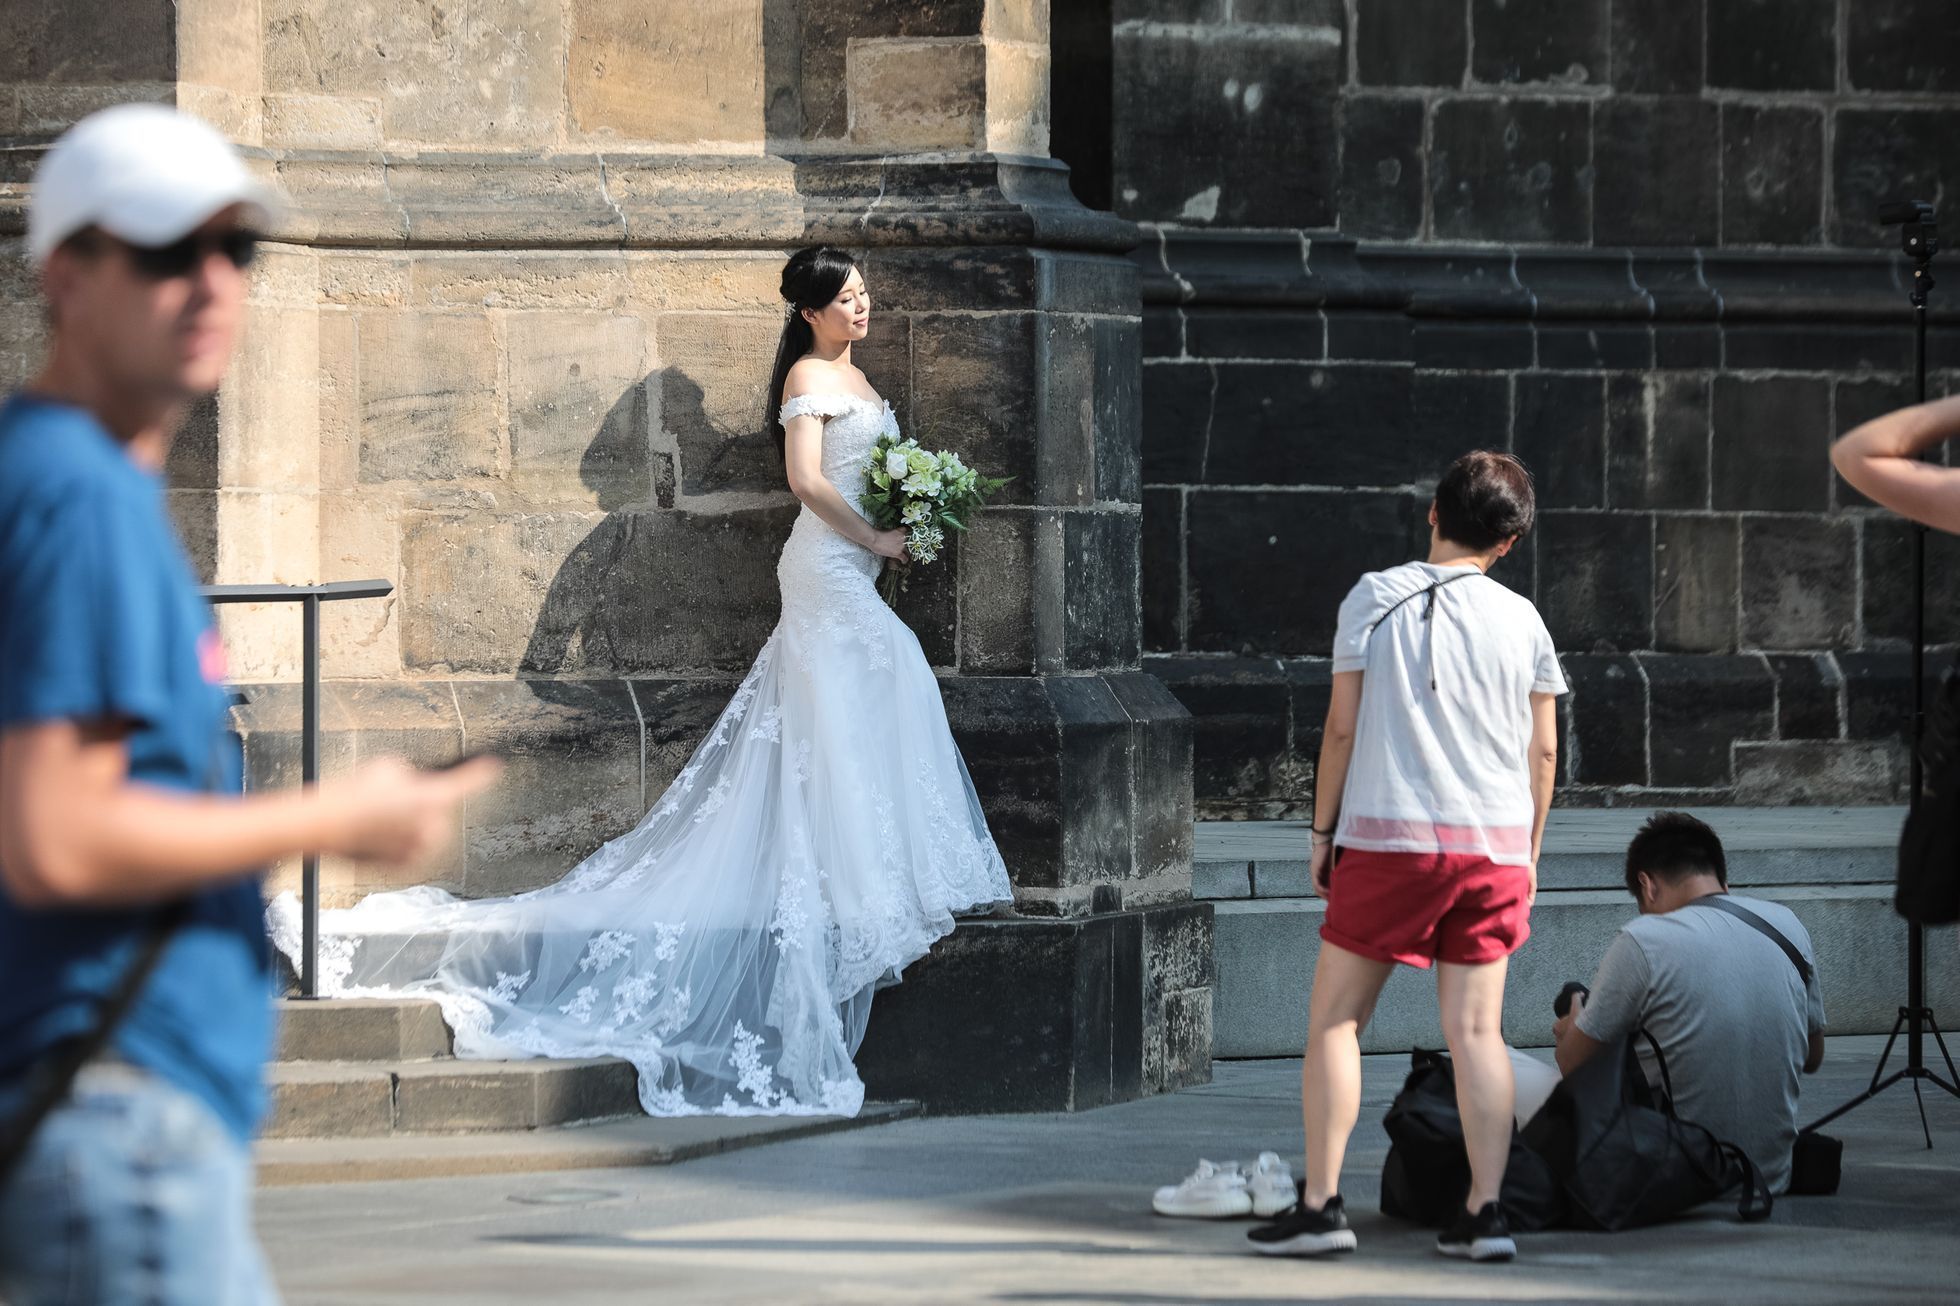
[1320,848,1531,969]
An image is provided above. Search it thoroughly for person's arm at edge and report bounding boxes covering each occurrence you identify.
[1527,691,1558,906]
[1554,993,1608,1077]
[1830,394,1960,533]
[1309,670,1362,897]
[0,718,498,910]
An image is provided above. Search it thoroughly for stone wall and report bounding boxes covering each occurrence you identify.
[1106,0,1960,817]
[0,0,1210,1109]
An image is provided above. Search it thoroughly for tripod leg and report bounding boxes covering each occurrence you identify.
[1914,1075,1933,1150]
[1806,1070,1909,1134]
[1928,1011,1960,1087]
[1869,1010,1909,1093]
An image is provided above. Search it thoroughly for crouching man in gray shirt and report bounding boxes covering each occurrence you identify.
[1552,812,1827,1193]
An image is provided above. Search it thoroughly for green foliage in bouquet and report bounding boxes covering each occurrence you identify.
[859,429,1012,605]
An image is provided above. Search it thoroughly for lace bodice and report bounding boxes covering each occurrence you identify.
[779,392,898,501]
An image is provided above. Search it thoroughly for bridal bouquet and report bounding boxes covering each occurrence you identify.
[859,431,1011,605]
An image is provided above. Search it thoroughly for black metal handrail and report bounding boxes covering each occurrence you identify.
[200,580,394,998]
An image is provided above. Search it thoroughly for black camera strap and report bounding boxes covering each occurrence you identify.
[0,900,190,1188]
[1691,894,1812,986]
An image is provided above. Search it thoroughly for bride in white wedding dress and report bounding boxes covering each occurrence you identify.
[269,246,1013,1117]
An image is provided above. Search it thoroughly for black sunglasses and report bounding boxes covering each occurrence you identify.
[111,229,260,280]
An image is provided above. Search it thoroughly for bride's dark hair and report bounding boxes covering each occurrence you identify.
[766,245,860,460]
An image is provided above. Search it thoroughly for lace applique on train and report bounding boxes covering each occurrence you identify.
[268,386,1012,1118]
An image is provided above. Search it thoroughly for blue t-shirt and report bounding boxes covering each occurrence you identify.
[0,394,272,1142]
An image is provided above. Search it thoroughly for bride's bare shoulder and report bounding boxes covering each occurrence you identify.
[784,356,845,395]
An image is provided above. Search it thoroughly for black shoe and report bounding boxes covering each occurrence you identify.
[1246,1194,1358,1257]
[1436,1201,1516,1262]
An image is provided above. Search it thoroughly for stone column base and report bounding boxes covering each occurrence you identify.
[856,900,1214,1114]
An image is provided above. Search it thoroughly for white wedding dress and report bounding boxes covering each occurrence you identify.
[268,391,1013,1117]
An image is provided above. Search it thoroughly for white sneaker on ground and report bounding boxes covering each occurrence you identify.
[1152,1159,1253,1218]
[1247,1151,1297,1218]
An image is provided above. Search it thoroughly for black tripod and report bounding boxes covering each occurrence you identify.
[1806,199,1960,1147]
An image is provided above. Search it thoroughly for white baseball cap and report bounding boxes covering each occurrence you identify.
[27,104,283,267]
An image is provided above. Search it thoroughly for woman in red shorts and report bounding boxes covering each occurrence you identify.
[1248,451,1564,1264]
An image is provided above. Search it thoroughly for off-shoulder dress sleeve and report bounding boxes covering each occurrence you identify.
[778,393,856,426]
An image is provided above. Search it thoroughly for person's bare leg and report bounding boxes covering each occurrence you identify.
[1301,943,1396,1208]
[1437,957,1514,1212]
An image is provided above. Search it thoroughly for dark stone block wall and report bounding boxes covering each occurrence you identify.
[1108,0,1960,816]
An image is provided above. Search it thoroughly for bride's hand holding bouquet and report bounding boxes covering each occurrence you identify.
[858,430,1010,604]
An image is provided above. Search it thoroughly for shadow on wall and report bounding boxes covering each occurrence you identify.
[521,369,794,708]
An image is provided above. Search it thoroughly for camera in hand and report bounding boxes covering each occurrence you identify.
[1553,981,1590,1019]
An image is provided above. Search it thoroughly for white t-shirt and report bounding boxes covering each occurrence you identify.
[1332,561,1567,865]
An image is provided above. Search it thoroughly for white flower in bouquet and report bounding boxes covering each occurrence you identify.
[885,449,910,479]
[901,500,932,525]
[906,524,946,563]
[901,470,943,498]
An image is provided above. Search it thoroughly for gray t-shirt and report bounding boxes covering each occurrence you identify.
[1576,894,1826,1194]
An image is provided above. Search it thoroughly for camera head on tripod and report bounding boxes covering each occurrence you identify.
[1880,198,1939,264]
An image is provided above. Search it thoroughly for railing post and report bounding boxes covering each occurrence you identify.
[301,592,320,999]
[199,580,393,1002]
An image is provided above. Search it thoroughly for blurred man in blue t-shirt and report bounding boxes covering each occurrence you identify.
[0,106,499,1305]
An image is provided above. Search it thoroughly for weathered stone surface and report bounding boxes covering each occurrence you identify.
[1643,653,1774,788]
[848,37,986,150]
[177,0,265,141]
[960,510,1036,673]
[261,0,567,147]
[262,93,382,150]
[789,0,987,141]
[1611,0,1704,93]
[984,37,1050,156]
[633,677,743,798]
[1707,0,1836,91]
[276,998,452,1063]
[1848,0,1960,93]
[1512,374,1605,509]
[1186,490,1412,654]
[1113,22,1340,227]
[412,255,631,312]
[1766,653,1843,741]
[1355,0,1465,87]
[1205,363,1413,487]
[1722,105,1824,247]
[1861,517,1960,646]
[1594,99,1720,246]
[1430,98,1591,243]
[1470,0,1607,87]
[1339,94,1425,240]
[569,0,766,144]
[1058,511,1140,671]
[505,313,653,507]
[317,494,403,679]
[0,0,174,84]
[358,313,501,483]
[912,313,1039,502]
[1562,654,1648,786]
[1607,374,1710,511]
[1413,372,1510,462]
[1537,513,1653,653]
[1654,515,1738,654]
[1741,517,1858,649]
[1141,362,1211,485]
[1832,108,1960,248]
[1711,376,1831,512]
[1141,488,1182,651]
[400,507,793,676]
[1735,742,1903,805]
[454,680,645,898]
[1149,656,1293,812]
[1108,671,1196,889]
[661,313,783,496]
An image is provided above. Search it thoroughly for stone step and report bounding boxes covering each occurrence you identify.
[1194,807,1907,900]
[276,997,453,1062]
[265,1056,641,1139]
[1212,883,1960,1059]
[255,1101,924,1185]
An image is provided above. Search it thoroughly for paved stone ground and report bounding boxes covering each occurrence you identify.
[258,1035,1960,1304]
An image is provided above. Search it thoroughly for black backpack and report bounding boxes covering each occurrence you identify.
[1380,1036,1773,1233]
[1379,1050,1565,1231]
[1898,670,1960,927]
[1518,1031,1773,1231]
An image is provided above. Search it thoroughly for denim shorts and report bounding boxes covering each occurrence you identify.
[0,1061,278,1306]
